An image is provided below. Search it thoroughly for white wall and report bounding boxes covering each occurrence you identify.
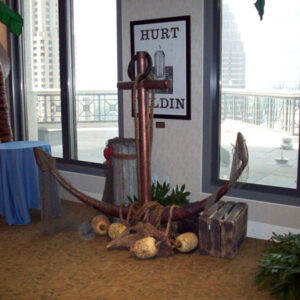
[60,0,300,240]
[122,0,203,201]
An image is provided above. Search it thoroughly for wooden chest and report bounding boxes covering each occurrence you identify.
[198,200,248,259]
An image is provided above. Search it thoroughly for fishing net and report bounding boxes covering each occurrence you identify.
[35,147,114,239]
[204,132,249,211]
[38,168,62,234]
[229,135,249,187]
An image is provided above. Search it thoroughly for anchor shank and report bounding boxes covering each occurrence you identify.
[137,52,152,204]
[117,51,172,205]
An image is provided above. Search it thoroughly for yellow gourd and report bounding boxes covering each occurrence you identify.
[108,223,127,239]
[131,237,158,259]
[175,232,198,253]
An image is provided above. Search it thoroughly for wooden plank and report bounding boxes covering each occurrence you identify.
[232,205,248,251]
[224,203,247,223]
[211,201,235,220]
[198,217,211,255]
[128,141,138,203]
[221,203,248,258]
[221,220,234,258]
[199,201,225,256]
[111,138,138,207]
[209,218,222,257]
[201,200,225,217]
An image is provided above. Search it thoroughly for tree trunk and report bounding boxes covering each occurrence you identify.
[0,64,13,143]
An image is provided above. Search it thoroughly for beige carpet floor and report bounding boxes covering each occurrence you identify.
[0,201,274,300]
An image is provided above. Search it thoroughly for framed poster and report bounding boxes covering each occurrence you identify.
[130,16,191,120]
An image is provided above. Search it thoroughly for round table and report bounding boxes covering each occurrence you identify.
[0,141,51,225]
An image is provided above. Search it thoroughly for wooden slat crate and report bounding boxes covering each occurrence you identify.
[198,200,248,259]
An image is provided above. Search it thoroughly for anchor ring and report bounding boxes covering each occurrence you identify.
[127,52,152,81]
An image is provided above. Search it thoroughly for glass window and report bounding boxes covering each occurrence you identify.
[203,0,300,205]
[73,0,118,163]
[19,0,119,166]
[220,0,300,189]
[23,0,63,158]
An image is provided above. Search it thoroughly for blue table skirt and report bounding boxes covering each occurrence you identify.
[0,141,52,225]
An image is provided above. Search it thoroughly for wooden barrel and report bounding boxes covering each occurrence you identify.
[108,138,138,206]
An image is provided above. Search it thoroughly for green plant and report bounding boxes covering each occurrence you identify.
[255,232,300,300]
[0,2,23,36]
[254,0,265,20]
[127,181,190,207]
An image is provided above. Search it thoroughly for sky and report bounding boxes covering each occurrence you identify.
[224,0,300,91]
[73,0,117,91]
[72,0,300,92]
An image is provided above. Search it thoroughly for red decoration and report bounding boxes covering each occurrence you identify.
[103,144,113,166]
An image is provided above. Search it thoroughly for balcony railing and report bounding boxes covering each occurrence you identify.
[35,89,299,135]
[36,90,118,123]
[222,88,300,135]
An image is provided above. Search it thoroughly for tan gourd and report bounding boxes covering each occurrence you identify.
[91,215,110,235]
[131,237,158,259]
[108,223,127,239]
[175,232,198,253]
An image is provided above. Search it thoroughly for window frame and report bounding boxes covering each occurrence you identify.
[202,0,300,206]
[8,0,123,176]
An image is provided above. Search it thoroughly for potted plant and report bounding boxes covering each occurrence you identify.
[255,232,300,300]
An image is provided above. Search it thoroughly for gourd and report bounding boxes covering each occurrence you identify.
[108,223,127,239]
[91,215,110,235]
[175,232,198,253]
[131,237,158,259]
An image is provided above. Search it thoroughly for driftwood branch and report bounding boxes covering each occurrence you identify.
[0,65,13,142]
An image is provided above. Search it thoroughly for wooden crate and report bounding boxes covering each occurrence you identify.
[198,200,248,259]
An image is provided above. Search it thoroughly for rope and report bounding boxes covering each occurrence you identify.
[148,75,156,154]
[112,152,136,160]
[164,205,179,239]
[132,73,143,201]
[119,201,179,252]
[119,200,178,241]
[136,201,162,224]
[120,201,164,228]
[119,203,125,224]
[126,201,141,225]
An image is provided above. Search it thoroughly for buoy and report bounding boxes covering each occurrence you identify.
[131,237,158,259]
[91,215,110,235]
[108,223,127,239]
[175,232,198,253]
